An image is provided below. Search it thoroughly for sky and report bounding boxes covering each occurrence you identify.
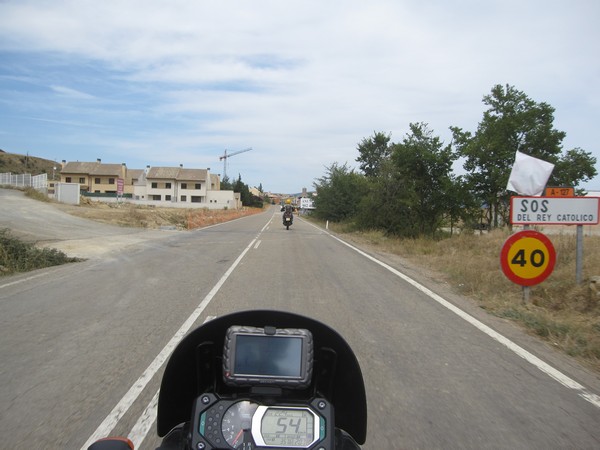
[0,0,599,194]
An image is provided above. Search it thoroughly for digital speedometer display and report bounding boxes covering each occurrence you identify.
[259,408,314,447]
[195,398,328,450]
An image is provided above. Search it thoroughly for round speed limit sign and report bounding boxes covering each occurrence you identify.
[500,230,556,286]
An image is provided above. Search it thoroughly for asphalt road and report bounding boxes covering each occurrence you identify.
[1,189,600,449]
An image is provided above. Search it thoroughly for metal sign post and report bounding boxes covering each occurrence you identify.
[576,225,583,284]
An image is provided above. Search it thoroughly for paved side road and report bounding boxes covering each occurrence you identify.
[0,188,178,258]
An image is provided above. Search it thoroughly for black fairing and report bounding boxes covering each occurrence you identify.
[157,310,367,445]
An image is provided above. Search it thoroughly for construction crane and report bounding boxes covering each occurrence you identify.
[219,147,252,180]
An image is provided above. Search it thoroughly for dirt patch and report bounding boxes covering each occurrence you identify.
[52,199,264,230]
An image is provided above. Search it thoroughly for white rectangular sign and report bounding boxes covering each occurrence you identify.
[510,196,600,225]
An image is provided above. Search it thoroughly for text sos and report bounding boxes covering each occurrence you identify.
[518,199,548,213]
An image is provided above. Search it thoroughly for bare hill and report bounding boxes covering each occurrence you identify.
[0,149,57,177]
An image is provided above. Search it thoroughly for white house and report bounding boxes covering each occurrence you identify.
[133,166,240,209]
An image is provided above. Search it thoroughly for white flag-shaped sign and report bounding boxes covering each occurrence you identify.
[506,151,555,196]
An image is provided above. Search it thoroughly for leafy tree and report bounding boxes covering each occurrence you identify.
[233,174,263,207]
[313,163,367,222]
[550,147,597,190]
[443,175,481,233]
[393,123,457,235]
[356,158,418,235]
[220,175,233,191]
[452,84,567,228]
[356,131,392,177]
[355,124,460,237]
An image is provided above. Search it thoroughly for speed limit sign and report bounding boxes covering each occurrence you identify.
[500,230,556,286]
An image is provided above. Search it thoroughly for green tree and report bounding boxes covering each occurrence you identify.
[385,123,457,235]
[356,158,417,235]
[233,174,263,207]
[443,175,481,233]
[313,163,367,222]
[452,84,567,228]
[550,147,597,190]
[356,131,392,177]
[355,124,460,237]
[220,175,233,191]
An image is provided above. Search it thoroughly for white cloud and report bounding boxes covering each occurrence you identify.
[0,0,598,192]
[50,85,96,100]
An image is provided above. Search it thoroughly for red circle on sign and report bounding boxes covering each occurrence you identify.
[500,230,556,286]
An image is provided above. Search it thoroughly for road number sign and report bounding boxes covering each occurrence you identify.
[500,230,556,286]
[545,186,574,197]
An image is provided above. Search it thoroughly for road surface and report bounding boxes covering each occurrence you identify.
[1,189,600,449]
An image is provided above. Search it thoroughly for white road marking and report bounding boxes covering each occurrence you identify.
[315,224,600,410]
[81,236,259,449]
[127,390,159,448]
[0,271,50,289]
[127,316,218,448]
[121,222,275,448]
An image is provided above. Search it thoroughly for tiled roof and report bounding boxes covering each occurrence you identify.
[60,161,211,182]
[146,167,208,181]
[177,168,207,181]
[61,161,125,176]
[90,164,125,176]
[128,169,144,180]
[146,167,180,179]
[61,162,100,174]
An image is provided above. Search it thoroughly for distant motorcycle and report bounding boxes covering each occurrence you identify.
[282,205,294,230]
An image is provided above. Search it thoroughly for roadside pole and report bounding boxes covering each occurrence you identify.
[523,224,530,304]
[576,225,583,285]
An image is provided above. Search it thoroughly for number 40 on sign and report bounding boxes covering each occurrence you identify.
[500,230,556,286]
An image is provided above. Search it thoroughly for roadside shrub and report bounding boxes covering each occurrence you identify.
[0,229,82,275]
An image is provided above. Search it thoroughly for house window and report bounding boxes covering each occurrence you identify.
[181,195,187,202]
[109,178,115,184]
[166,182,172,189]
[181,183,187,189]
[66,177,72,182]
[95,178,101,184]
[79,177,85,184]
[151,182,158,188]
[152,195,161,201]
[165,195,171,201]
[191,196,202,203]
[195,183,201,189]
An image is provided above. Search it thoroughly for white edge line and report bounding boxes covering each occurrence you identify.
[127,390,159,448]
[126,316,219,448]
[80,236,258,449]
[0,271,50,289]
[306,221,600,410]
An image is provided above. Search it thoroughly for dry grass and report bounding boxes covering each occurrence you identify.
[186,207,263,229]
[327,223,600,372]
[51,197,264,230]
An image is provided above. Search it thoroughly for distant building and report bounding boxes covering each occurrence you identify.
[60,159,130,194]
[59,159,240,209]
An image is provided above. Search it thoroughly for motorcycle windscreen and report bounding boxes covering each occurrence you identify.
[157,309,367,444]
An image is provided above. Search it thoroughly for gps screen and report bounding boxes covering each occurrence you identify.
[234,335,303,378]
